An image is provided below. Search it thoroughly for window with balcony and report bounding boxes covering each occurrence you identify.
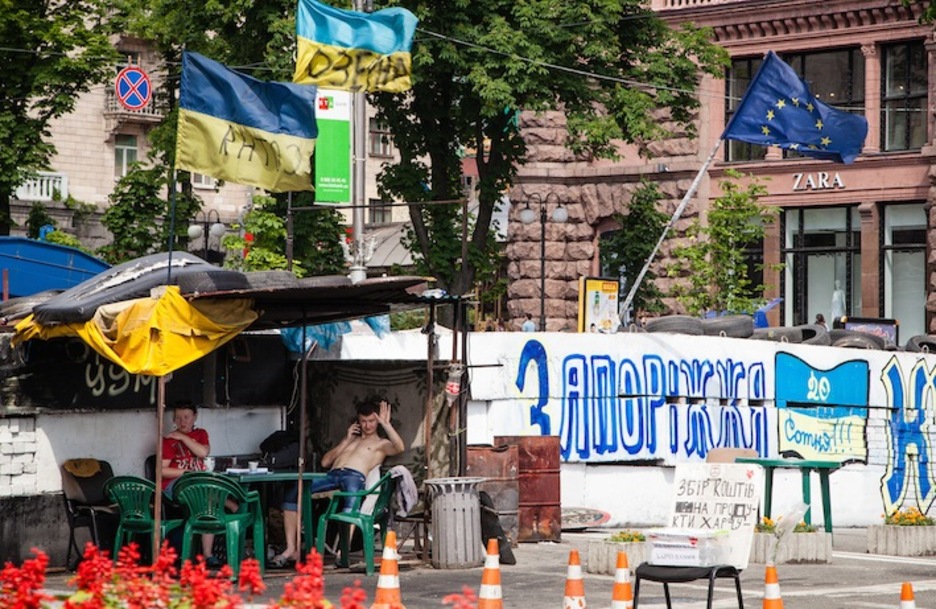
[114,134,138,179]
[368,198,392,225]
[725,57,767,162]
[368,119,393,157]
[882,40,927,152]
[883,203,925,338]
[781,206,861,326]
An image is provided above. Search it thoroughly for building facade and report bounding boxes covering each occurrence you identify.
[508,0,934,340]
[16,39,407,270]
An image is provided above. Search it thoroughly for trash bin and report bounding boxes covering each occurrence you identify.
[425,476,485,569]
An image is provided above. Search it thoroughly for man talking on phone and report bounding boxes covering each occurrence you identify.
[271,398,405,568]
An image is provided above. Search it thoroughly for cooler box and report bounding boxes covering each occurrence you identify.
[647,528,730,567]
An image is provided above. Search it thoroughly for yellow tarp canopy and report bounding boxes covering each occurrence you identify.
[13,286,258,376]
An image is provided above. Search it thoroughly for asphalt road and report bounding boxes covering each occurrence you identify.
[40,528,936,608]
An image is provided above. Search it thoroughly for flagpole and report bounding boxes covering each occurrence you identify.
[619,138,725,323]
[348,0,368,283]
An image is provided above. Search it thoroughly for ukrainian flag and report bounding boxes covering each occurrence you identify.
[295,0,417,93]
[176,51,318,193]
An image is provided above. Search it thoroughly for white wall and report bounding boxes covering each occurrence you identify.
[35,406,282,493]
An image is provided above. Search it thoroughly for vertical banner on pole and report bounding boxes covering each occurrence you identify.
[314,89,352,203]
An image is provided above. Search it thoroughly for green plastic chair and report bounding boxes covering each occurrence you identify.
[315,471,397,575]
[172,472,265,579]
[103,475,183,559]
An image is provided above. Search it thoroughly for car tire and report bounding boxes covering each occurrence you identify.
[903,334,936,353]
[701,315,754,338]
[800,324,831,345]
[243,270,300,290]
[644,315,704,335]
[751,327,804,343]
[830,330,886,350]
[176,269,251,295]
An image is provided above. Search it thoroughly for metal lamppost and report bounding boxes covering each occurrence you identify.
[519,192,568,331]
[187,209,227,264]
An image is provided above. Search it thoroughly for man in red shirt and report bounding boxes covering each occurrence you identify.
[161,400,220,567]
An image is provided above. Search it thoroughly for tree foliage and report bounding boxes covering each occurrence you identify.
[374,0,728,298]
[0,0,117,235]
[599,181,669,316]
[903,0,936,22]
[667,169,776,316]
[98,166,200,264]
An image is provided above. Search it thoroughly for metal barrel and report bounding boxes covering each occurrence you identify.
[466,444,520,546]
[495,435,561,542]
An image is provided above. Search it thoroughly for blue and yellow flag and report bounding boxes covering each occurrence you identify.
[294,0,417,93]
[722,51,868,164]
[176,51,318,192]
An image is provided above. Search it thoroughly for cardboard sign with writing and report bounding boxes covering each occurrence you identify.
[668,462,763,569]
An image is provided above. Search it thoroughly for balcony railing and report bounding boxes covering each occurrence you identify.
[15,172,68,202]
[104,89,164,122]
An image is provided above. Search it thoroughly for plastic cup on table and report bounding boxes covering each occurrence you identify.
[204,457,215,471]
[248,460,260,472]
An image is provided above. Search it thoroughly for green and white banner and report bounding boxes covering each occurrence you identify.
[314,89,351,203]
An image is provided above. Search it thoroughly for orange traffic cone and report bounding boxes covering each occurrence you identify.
[611,551,633,609]
[762,564,783,609]
[900,582,916,609]
[478,538,503,609]
[563,550,586,609]
[371,531,406,609]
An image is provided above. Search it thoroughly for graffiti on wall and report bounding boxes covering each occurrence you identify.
[515,339,770,463]
[774,353,869,461]
[880,355,936,516]
[509,335,936,516]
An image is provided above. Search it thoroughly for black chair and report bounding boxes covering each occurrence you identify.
[633,563,744,609]
[61,458,119,569]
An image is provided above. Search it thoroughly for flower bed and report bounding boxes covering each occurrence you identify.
[585,530,648,575]
[868,507,936,556]
[749,531,832,564]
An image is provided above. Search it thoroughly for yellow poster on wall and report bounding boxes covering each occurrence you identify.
[577,277,621,333]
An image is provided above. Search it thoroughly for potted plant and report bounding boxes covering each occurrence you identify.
[868,507,936,556]
[586,530,648,575]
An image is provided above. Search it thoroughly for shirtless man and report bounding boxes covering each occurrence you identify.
[272,398,405,567]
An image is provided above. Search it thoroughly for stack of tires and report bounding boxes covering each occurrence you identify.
[640,313,936,352]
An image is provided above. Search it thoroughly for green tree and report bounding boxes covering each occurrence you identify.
[25,203,56,239]
[98,166,200,264]
[599,181,669,315]
[0,0,117,234]
[667,169,777,315]
[222,195,305,275]
[374,0,728,301]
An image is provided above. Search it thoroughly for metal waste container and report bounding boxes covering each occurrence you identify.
[425,477,485,569]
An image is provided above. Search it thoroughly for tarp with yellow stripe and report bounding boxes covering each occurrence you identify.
[13,285,257,376]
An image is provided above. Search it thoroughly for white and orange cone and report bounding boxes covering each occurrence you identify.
[762,564,783,609]
[899,582,916,609]
[610,551,633,609]
[563,550,586,609]
[478,538,503,609]
[371,531,405,609]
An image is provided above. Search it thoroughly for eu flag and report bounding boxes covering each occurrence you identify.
[722,51,868,164]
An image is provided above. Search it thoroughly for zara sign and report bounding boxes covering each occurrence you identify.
[792,171,845,191]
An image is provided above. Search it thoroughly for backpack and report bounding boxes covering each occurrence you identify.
[260,430,300,470]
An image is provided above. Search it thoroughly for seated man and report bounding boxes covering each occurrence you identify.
[161,400,224,569]
[272,398,404,567]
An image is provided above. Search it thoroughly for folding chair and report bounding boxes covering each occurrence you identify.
[61,458,119,570]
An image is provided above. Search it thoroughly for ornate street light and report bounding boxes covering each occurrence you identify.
[519,192,568,331]
[187,209,227,264]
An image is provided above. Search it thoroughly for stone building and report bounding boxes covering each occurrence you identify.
[507,0,934,340]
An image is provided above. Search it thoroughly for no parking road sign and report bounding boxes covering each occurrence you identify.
[115,65,152,111]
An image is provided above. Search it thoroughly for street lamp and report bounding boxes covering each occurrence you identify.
[187,209,227,264]
[519,192,568,331]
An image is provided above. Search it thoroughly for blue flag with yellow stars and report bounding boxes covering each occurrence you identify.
[722,51,868,164]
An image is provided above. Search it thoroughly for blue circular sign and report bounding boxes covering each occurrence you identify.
[115,66,152,111]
